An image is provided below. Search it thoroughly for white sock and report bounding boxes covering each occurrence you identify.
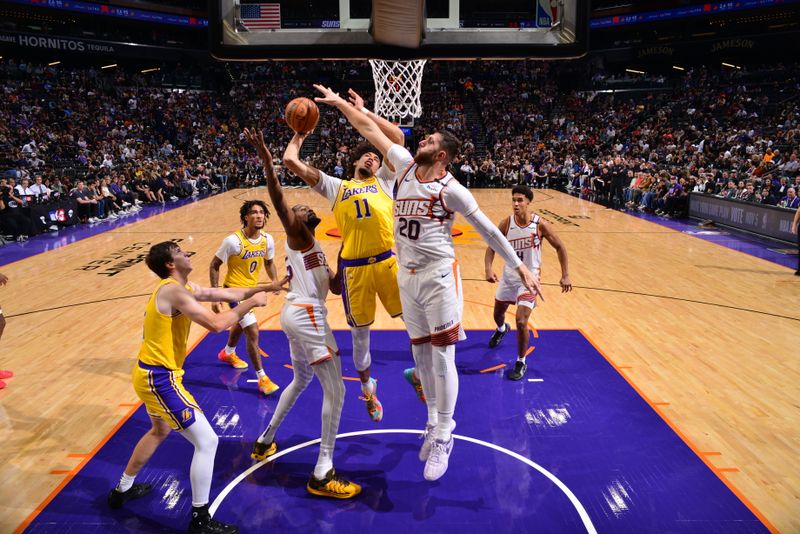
[117,472,136,492]
[427,404,438,427]
[256,368,266,379]
[497,323,507,332]
[314,456,333,480]
[518,356,527,364]
[224,345,236,355]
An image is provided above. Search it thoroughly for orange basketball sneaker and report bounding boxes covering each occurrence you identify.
[217,349,248,369]
[257,375,280,395]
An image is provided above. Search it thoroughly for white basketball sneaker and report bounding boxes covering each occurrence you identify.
[419,420,456,462]
[423,435,454,481]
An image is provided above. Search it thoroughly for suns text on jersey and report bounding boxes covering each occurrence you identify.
[394,198,434,217]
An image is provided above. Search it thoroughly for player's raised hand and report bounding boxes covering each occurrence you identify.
[243,128,272,165]
[517,264,545,302]
[347,88,365,109]
[313,84,347,107]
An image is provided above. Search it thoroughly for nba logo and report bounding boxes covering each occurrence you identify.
[181,408,192,422]
[537,0,558,27]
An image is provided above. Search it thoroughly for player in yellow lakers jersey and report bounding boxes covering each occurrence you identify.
[210,200,280,395]
[108,241,285,534]
[283,89,403,422]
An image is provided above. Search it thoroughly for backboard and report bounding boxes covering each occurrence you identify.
[210,0,589,61]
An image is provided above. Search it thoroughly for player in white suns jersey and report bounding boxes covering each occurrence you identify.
[314,84,542,482]
[243,127,361,500]
[485,185,571,380]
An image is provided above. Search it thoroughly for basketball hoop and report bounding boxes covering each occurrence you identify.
[369,59,427,123]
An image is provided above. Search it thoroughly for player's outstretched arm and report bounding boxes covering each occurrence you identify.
[540,221,572,292]
[283,132,322,187]
[243,128,312,251]
[194,277,288,303]
[347,89,404,146]
[166,283,268,333]
[313,84,394,159]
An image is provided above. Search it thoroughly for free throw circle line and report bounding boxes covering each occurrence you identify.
[210,428,597,533]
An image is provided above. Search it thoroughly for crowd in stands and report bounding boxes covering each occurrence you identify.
[2,57,799,242]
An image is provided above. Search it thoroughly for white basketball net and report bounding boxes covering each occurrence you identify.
[369,59,427,121]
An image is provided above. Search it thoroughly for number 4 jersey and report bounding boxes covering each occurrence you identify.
[314,168,395,260]
[215,230,275,288]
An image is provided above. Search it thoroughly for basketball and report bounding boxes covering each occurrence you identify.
[284,97,319,134]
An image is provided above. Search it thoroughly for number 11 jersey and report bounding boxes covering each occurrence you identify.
[314,168,395,260]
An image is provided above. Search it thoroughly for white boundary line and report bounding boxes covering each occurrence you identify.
[210,428,597,533]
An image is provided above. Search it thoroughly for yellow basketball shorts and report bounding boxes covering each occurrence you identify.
[339,253,402,327]
[132,361,201,431]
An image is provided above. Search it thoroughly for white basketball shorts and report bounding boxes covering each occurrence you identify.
[495,272,538,310]
[280,299,338,365]
[397,258,466,346]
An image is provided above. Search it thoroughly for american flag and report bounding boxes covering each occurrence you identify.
[240,3,280,30]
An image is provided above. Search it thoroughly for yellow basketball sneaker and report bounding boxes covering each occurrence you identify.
[250,440,277,462]
[258,375,280,395]
[306,469,361,499]
[217,349,248,369]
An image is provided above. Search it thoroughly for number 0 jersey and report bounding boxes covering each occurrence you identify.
[314,169,395,260]
[216,230,275,288]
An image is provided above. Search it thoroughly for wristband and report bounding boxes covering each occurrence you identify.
[361,106,370,115]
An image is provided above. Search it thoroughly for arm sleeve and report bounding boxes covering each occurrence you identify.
[215,234,240,263]
[265,233,275,261]
[311,171,342,205]
[442,180,522,268]
[387,144,414,181]
[465,209,523,269]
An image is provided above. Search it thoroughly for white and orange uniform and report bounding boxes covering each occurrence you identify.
[280,240,338,364]
[496,215,542,309]
[387,144,523,346]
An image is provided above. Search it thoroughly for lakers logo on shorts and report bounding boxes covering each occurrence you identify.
[181,408,193,423]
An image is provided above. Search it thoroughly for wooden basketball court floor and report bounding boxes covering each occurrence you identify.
[0,188,797,532]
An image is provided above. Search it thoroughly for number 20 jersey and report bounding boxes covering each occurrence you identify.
[391,147,479,270]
